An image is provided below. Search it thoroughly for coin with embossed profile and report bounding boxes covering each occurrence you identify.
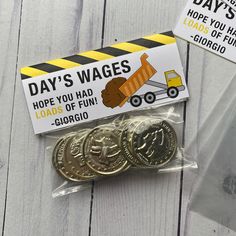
[132,120,177,168]
[52,134,82,182]
[53,132,96,181]
[83,126,130,175]
[64,131,97,180]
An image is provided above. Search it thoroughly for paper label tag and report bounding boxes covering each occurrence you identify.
[174,0,236,63]
[222,0,236,11]
[21,32,189,134]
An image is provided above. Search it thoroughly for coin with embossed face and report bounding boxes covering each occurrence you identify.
[53,132,97,181]
[83,126,130,175]
[53,134,81,181]
[64,131,97,180]
[132,120,177,168]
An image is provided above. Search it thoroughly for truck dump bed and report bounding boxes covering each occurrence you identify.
[118,53,157,107]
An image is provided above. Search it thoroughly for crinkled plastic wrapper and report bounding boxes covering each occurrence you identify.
[0,160,3,170]
[46,104,197,198]
[185,74,236,233]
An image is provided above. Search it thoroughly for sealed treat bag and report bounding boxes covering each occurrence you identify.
[20,31,196,197]
[186,75,236,232]
[49,105,197,197]
[185,74,236,170]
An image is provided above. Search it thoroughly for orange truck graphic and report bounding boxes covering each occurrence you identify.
[101,53,185,108]
[118,53,157,107]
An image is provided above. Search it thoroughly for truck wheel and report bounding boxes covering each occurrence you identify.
[167,87,179,98]
[144,92,156,104]
[130,95,142,107]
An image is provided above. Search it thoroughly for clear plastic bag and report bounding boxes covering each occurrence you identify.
[186,74,236,232]
[46,104,197,197]
[0,160,3,169]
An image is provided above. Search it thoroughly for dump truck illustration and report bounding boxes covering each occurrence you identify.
[101,53,185,108]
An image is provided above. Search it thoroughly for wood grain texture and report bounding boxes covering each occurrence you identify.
[90,0,188,235]
[0,0,23,233]
[1,0,236,235]
[2,1,105,236]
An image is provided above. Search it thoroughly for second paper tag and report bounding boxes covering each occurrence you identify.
[174,0,236,63]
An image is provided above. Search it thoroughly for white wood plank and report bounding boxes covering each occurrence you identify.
[90,1,188,235]
[0,0,22,233]
[2,0,235,235]
[181,42,236,235]
[3,1,105,236]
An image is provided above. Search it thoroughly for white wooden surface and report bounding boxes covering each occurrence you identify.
[0,0,235,236]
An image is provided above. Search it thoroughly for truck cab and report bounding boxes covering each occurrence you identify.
[165,70,183,88]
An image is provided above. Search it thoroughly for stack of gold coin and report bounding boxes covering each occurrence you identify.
[52,118,178,182]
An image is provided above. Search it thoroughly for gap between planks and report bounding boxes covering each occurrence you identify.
[2,0,24,235]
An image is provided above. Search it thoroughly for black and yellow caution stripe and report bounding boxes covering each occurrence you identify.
[21,31,176,79]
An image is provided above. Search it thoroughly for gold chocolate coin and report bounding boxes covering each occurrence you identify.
[83,126,130,175]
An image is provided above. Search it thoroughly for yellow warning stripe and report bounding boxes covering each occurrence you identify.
[79,51,114,61]
[143,34,176,45]
[111,42,147,53]
[47,58,81,69]
[21,32,176,79]
[21,67,48,77]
